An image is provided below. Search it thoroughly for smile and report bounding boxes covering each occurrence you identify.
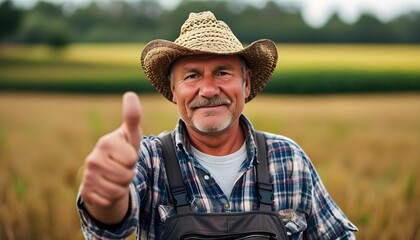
[192,104,226,110]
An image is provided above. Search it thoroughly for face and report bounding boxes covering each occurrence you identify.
[170,54,251,134]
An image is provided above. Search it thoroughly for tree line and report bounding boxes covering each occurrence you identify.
[1,0,420,46]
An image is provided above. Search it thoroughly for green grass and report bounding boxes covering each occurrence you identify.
[1,44,420,94]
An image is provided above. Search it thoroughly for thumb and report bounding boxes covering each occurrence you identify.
[121,91,141,149]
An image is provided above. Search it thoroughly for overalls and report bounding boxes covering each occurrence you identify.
[158,132,289,240]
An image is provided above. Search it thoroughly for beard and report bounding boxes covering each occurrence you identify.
[188,96,233,133]
[192,112,233,133]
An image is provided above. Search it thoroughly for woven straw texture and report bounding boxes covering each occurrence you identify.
[141,11,278,102]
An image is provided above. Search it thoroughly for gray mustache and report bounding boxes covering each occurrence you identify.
[189,96,232,108]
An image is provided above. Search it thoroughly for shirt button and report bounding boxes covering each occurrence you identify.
[204,175,210,180]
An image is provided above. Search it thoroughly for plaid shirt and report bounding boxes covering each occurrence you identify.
[77,115,357,239]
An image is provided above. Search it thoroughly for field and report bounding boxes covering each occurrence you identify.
[0,44,419,239]
[0,93,419,239]
[1,44,420,94]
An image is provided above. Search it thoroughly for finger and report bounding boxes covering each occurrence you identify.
[82,171,128,203]
[91,177,128,202]
[122,92,141,150]
[95,134,138,169]
[86,148,135,186]
[102,156,136,186]
[83,190,112,208]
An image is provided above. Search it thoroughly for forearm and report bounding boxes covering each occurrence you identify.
[77,184,139,239]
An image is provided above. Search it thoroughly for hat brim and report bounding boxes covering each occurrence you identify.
[140,39,278,103]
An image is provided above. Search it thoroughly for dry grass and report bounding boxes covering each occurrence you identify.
[0,93,419,239]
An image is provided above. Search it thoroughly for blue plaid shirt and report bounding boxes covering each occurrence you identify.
[77,115,357,239]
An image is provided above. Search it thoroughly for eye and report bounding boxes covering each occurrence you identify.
[185,74,199,80]
[217,71,229,76]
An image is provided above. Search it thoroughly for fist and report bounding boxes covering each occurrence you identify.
[81,92,142,209]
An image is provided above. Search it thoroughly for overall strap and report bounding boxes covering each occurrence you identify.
[255,131,272,211]
[157,132,189,208]
[158,130,272,211]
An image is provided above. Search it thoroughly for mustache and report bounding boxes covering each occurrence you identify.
[189,96,232,108]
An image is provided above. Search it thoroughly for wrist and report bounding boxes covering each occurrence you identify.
[84,191,130,225]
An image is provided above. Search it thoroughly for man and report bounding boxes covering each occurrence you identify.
[77,11,357,239]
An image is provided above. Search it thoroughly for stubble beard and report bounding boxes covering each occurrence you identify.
[191,113,233,133]
[187,96,233,133]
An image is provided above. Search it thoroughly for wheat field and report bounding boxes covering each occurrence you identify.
[0,92,419,239]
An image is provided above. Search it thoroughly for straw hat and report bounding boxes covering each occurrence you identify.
[140,11,278,103]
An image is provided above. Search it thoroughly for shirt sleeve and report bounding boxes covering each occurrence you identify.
[304,159,358,239]
[76,183,140,240]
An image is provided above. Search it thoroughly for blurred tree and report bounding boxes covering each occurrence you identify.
[0,0,23,40]
[388,12,420,43]
[351,14,392,43]
[3,0,420,44]
[46,25,69,49]
[15,1,70,45]
[316,14,353,43]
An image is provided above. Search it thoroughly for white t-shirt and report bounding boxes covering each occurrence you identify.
[191,142,247,198]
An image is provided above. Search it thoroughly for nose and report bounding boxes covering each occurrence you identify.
[199,75,220,98]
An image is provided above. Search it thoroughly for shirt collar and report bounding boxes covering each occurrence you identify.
[173,115,259,170]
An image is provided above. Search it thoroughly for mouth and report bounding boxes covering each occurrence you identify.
[192,104,226,110]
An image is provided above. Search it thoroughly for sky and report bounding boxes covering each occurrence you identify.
[5,0,420,28]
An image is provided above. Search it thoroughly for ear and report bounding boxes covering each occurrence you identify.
[171,86,177,104]
[244,69,251,98]
[170,77,177,103]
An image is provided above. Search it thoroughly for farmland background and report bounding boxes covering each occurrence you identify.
[1,44,419,240]
[1,91,420,240]
[1,0,420,239]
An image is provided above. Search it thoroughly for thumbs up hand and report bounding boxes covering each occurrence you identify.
[80,92,142,225]
[121,91,142,150]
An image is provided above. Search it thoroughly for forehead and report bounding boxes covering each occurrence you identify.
[172,54,242,69]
